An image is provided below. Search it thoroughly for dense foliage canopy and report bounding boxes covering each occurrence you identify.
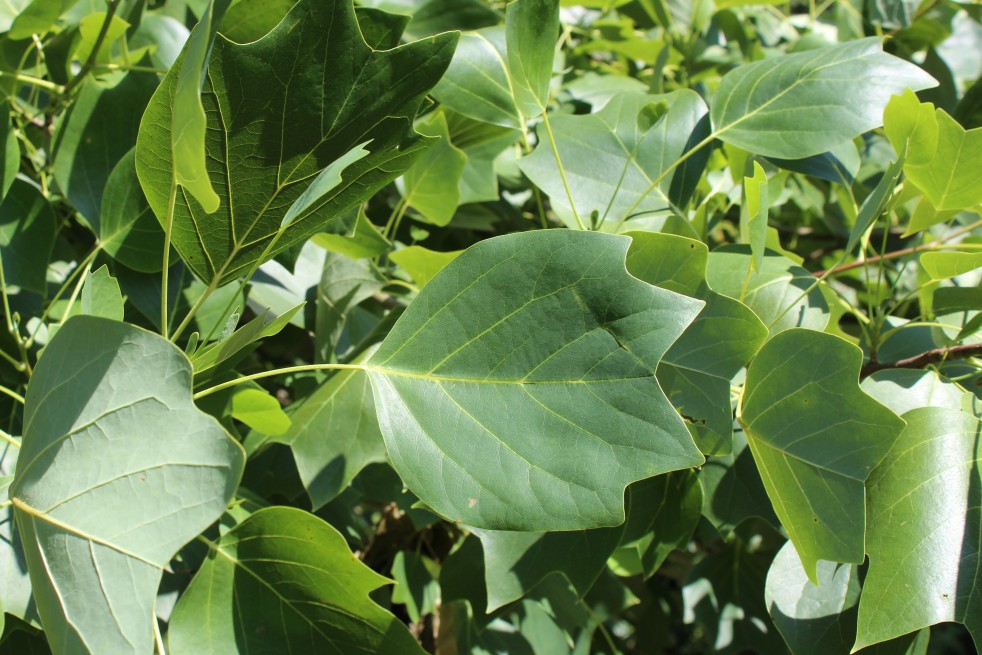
[0,0,979,653]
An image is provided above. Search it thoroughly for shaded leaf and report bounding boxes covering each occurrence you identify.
[167,507,425,654]
[53,71,159,229]
[272,356,387,509]
[99,149,165,274]
[0,180,55,294]
[518,91,708,227]
[400,111,467,226]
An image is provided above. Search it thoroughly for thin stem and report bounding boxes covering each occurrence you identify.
[0,427,19,448]
[0,71,63,93]
[819,218,982,276]
[861,342,982,378]
[539,111,584,230]
[0,249,32,375]
[0,385,24,405]
[519,128,548,229]
[57,261,91,328]
[193,363,366,400]
[153,615,166,655]
[383,197,408,241]
[169,277,219,345]
[161,175,179,339]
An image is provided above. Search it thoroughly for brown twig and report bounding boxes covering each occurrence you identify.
[861,343,982,378]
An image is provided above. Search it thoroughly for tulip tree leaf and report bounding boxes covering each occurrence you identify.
[366,230,705,532]
[710,38,937,159]
[627,232,767,455]
[739,328,905,582]
[136,0,458,286]
[855,408,982,652]
[518,91,709,227]
[472,524,623,612]
[80,265,124,322]
[388,246,461,288]
[741,161,768,272]
[9,316,244,655]
[399,111,467,226]
[272,358,388,509]
[884,90,982,221]
[706,246,829,337]
[167,507,425,654]
[52,70,159,229]
[765,539,931,655]
[505,0,558,118]
[0,179,56,294]
[99,149,165,274]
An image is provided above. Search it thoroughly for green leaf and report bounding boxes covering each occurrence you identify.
[53,70,160,229]
[0,179,56,294]
[191,303,304,374]
[765,540,860,655]
[167,506,425,654]
[710,38,936,159]
[400,111,467,226]
[356,6,411,49]
[271,360,387,509]
[919,250,982,280]
[682,523,789,655]
[315,252,386,362]
[741,161,768,272]
[615,470,702,578]
[136,0,458,286]
[445,109,520,204]
[388,245,461,287]
[0,100,19,200]
[861,369,967,417]
[706,246,829,337]
[10,316,244,654]
[99,149,165,273]
[739,328,905,581]
[281,141,373,228]
[219,0,294,43]
[626,232,767,454]
[73,13,130,70]
[0,445,39,629]
[765,539,931,655]
[168,0,230,213]
[313,209,390,259]
[518,91,709,226]
[472,524,622,611]
[884,90,982,219]
[855,408,982,652]
[432,28,522,129]
[7,0,71,40]
[505,0,558,118]
[391,551,440,624]
[844,151,905,256]
[80,265,124,321]
[699,431,780,535]
[366,230,705,531]
[230,387,291,436]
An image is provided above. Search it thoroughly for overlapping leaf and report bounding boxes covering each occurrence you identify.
[10,316,244,654]
[136,0,458,285]
[740,329,905,581]
[167,507,424,654]
[519,91,709,227]
[855,408,981,651]
[366,230,705,531]
[627,232,767,454]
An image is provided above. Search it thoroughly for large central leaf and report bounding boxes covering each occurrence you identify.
[366,231,705,531]
[136,0,458,285]
[9,316,245,654]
